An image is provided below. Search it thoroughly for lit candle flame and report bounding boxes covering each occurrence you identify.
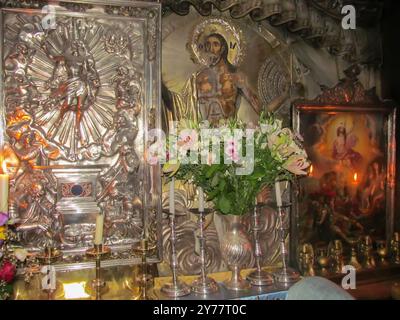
[1,161,7,175]
[63,282,90,299]
[309,164,313,176]
[353,173,358,182]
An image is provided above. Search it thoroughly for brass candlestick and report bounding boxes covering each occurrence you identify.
[302,253,316,277]
[390,232,400,264]
[316,247,330,277]
[376,240,389,266]
[298,243,314,275]
[85,244,111,300]
[37,245,63,300]
[360,235,375,269]
[130,239,157,300]
[347,237,362,270]
[329,240,344,274]
[37,245,62,265]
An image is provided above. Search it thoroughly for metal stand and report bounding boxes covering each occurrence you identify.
[247,204,274,286]
[85,244,111,300]
[161,212,191,297]
[190,208,219,295]
[273,203,300,286]
[37,245,63,300]
[130,239,157,300]
[37,245,63,265]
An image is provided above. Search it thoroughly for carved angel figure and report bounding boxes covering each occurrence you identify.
[41,38,100,146]
[112,66,141,110]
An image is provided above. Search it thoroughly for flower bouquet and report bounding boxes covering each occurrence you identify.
[0,213,16,300]
[157,113,309,289]
[162,113,310,215]
[0,213,28,300]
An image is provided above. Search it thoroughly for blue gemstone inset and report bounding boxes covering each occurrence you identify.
[71,184,84,197]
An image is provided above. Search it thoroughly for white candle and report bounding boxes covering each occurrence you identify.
[94,213,104,245]
[0,163,9,214]
[169,177,175,215]
[198,187,204,212]
[275,181,282,207]
[41,265,57,291]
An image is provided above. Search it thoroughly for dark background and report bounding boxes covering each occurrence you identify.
[381,0,400,231]
[382,0,400,102]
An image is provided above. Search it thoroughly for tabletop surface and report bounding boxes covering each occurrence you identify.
[12,265,290,300]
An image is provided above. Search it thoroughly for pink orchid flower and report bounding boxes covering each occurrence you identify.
[225,139,240,162]
[177,129,198,151]
[283,155,310,175]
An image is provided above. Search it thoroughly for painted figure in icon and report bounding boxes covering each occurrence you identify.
[162,32,261,125]
[332,125,362,170]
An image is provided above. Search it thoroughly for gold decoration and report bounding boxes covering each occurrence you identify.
[188,17,245,67]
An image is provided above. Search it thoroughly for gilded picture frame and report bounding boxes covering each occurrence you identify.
[291,83,396,269]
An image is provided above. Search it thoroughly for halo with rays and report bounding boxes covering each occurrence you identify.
[4,13,144,160]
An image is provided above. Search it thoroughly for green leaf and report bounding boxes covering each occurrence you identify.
[218,194,231,214]
[211,174,220,187]
[250,167,265,180]
[205,165,219,178]
[207,189,220,200]
[218,179,226,191]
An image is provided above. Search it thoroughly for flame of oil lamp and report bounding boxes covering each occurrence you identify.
[308,164,314,177]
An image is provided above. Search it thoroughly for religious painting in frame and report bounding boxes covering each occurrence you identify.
[291,90,396,267]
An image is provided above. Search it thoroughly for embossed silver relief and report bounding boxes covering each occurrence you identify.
[257,56,289,108]
[4,13,145,160]
[161,188,284,274]
[161,189,223,275]
[2,3,162,259]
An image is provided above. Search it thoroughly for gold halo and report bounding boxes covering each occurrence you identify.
[187,17,245,67]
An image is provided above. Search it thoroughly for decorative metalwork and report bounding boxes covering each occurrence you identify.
[161,189,223,275]
[104,5,159,61]
[309,65,381,105]
[160,0,382,62]
[59,2,93,12]
[188,17,245,67]
[257,56,289,108]
[161,189,283,275]
[1,1,162,262]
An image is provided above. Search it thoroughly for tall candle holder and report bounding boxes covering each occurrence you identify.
[390,232,400,264]
[85,244,111,300]
[131,239,157,300]
[247,203,274,286]
[160,210,191,297]
[190,208,219,295]
[37,245,63,300]
[273,202,300,286]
